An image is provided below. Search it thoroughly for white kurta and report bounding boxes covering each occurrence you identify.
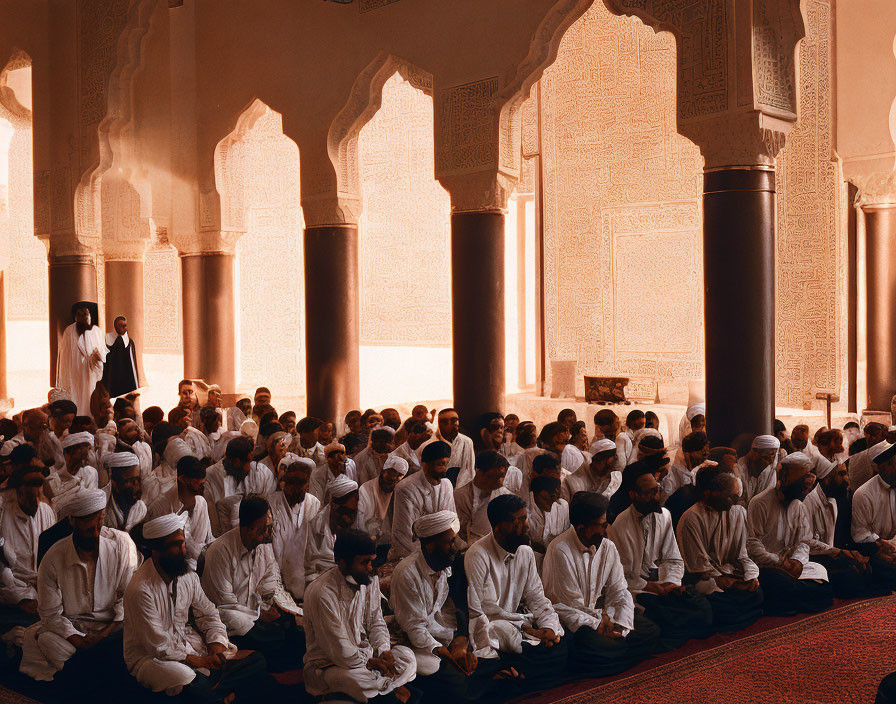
[147,487,214,571]
[20,528,138,680]
[464,534,564,658]
[390,470,457,560]
[357,479,396,547]
[181,427,211,460]
[309,459,359,506]
[561,444,587,475]
[303,566,416,700]
[354,446,389,486]
[661,462,694,498]
[676,503,759,594]
[735,457,777,505]
[803,485,840,556]
[55,323,107,417]
[292,441,325,468]
[542,528,634,635]
[526,494,570,574]
[608,506,684,594]
[123,559,232,694]
[508,447,546,498]
[103,489,147,533]
[745,486,828,581]
[269,490,320,600]
[305,506,338,584]
[847,446,879,491]
[561,466,622,504]
[391,442,422,474]
[389,549,455,675]
[201,527,297,636]
[204,460,277,537]
[851,474,896,544]
[454,482,510,545]
[48,466,99,512]
[0,501,56,603]
[421,432,475,487]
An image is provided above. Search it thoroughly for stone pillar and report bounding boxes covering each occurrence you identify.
[303,224,360,425]
[861,204,896,412]
[450,211,506,426]
[48,253,97,383]
[0,270,7,401]
[104,257,145,378]
[180,252,236,393]
[703,168,777,446]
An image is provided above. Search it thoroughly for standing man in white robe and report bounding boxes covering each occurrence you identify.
[55,302,107,417]
[123,514,267,700]
[303,530,417,702]
[269,456,319,601]
[20,489,137,686]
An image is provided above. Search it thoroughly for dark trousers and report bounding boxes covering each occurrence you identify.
[415,655,507,703]
[230,614,304,673]
[54,631,131,695]
[705,584,764,632]
[498,636,570,692]
[0,603,39,634]
[567,613,659,679]
[447,551,469,637]
[813,553,875,599]
[758,567,833,616]
[181,651,269,704]
[877,672,896,704]
[637,587,714,649]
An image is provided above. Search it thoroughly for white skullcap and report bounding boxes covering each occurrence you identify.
[383,455,409,477]
[164,438,193,468]
[814,457,836,480]
[143,513,188,540]
[96,420,117,436]
[62,432,94,449]
[869,441,893,463]
[278,452,301,469]
[780,451,811,466]
[48,388,71,403]
[118,418,136,427]
[325,442,346,456]
[686,403,706,421]
[104,451,139,469]
[66,488,107,517]
[751,435,780,451]
[639,428,662,441]
[281,455,315,474]
[590,438,617,455]
[414,510,460,539]
[327,474,358,498]
[240,419,259,441]
[1,438,23,457]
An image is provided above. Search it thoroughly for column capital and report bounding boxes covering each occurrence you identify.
[438,170,517,214]
[102,239,149,262]
[300,194,361,229]
[44,233,97,262]
[683,112,794,172]
[169,230,243,257]
[851,171,896,208]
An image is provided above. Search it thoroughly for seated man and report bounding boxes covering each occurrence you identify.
[562,439,621,503]
[103,452,147,533]
[676,465,763,632]
[202,496,301,672]
[303,529,417,702]
[526,475,569,572]
[148,455,214,571]
[124,514,267,700]
[662,431,709,499]
[48,432,99,510]
[392,421,432,475]
[390,511,504,702]
[735,435,780,505]
[851,441,896,590]
[305,476,360,583]
[292,416,326,466]
[269,456,320,601]
[115,418,152,482]
[746,452,833,616]
[391,440,457,560]
[543,492,660,677]
[20,489,137,686]
[205,435,276,536]
[358,455,408,566]
[199,405,239,464]
[308,442,358,504]
[454,451,511,545]
[0,459,56,634]
[465,494,569,693]
[608,466,713,649]
[355,427,396,485]
[804,457,873,598]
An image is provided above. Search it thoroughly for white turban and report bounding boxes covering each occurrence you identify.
[104,451,139,469]
[62,432,94,449]
[96,420,117,436]
[325,442,346,456]
[414,510,461,539]
[327,475,358,498]
[48,388,71,403]
[814,457,836,480]
[780,451,811,467]
[277,452,301,470]
[143,513,189,540]
[383,456,409,477]
[66,488,107,517]
[869,441,894,463]
[686,403,706,421]
[55,490,94,519]
[163,438,193,468]
[751,435,780,451]
[590,438,617,455]
[1,438,23,457]
[240,419,259,441]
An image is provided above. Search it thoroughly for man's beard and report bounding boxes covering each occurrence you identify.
[782,482,809,503]
[823,481,848,500]
[158,552,190,577]
[75,322,91,335]
[72,531,99,554]
[505,531,530,553]
[429,549,456,572]
[224,463,249,485]
[633,498,662,515]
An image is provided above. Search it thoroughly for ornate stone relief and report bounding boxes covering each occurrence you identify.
[143,226,181,352]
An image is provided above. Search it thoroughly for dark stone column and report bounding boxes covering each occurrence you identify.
[104,259,145,382]
[180,252,236,393]
[703,168,776,447]
[48,254,97,383]
[304,225,360,426]
[0,270,7,400]
[862,204,896,412]
[847,183,858,414]
[451,211,505,428]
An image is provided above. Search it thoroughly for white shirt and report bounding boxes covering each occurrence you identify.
[423,432,474,487]
[293,441,325,468]
[123,559,230,691]
[464,533,563,658]
[390,470,457,560]
[735,457,776,505]
[204,460,276,536]
[269,490,321,600]
[608,506,684,594]
[561,465,621,504]
[181,427,211,460]
[354,447,389,486]
[526,493,569,551]
[454,482,510,545]
[803,485,840,556]
[542,528,634,634]
[509,447,546,497]
[676,503,759,593]
[357,479,396,547]
[201,527,296,636]
[852,474,896,544]
[0,501,56,603]
[103,489,148,533]
[390,549,454,653]
[148,487,214,570]
[309,460,358,506]
[848,445,879,491]
[560,444,587,475]
[391,443,422,474]
[305,506,338,583]
[661,461,694,498]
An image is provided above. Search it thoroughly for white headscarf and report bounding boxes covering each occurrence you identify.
[143,513,189,540]
[62,432,94,449]
[414,510,460,539]
[66,488,107,517]
[327,475,359,498]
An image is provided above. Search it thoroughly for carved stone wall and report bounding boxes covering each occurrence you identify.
[143,229,181,353]
[358,73,451,347]
[540,2,705,397]
[774,0,842,408]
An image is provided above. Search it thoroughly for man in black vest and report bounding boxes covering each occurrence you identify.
[102,315,144,399]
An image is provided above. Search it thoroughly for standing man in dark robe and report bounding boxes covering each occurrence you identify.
[102,316,144,399]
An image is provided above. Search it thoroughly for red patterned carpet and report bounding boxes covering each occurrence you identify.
[514,595,896,704]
